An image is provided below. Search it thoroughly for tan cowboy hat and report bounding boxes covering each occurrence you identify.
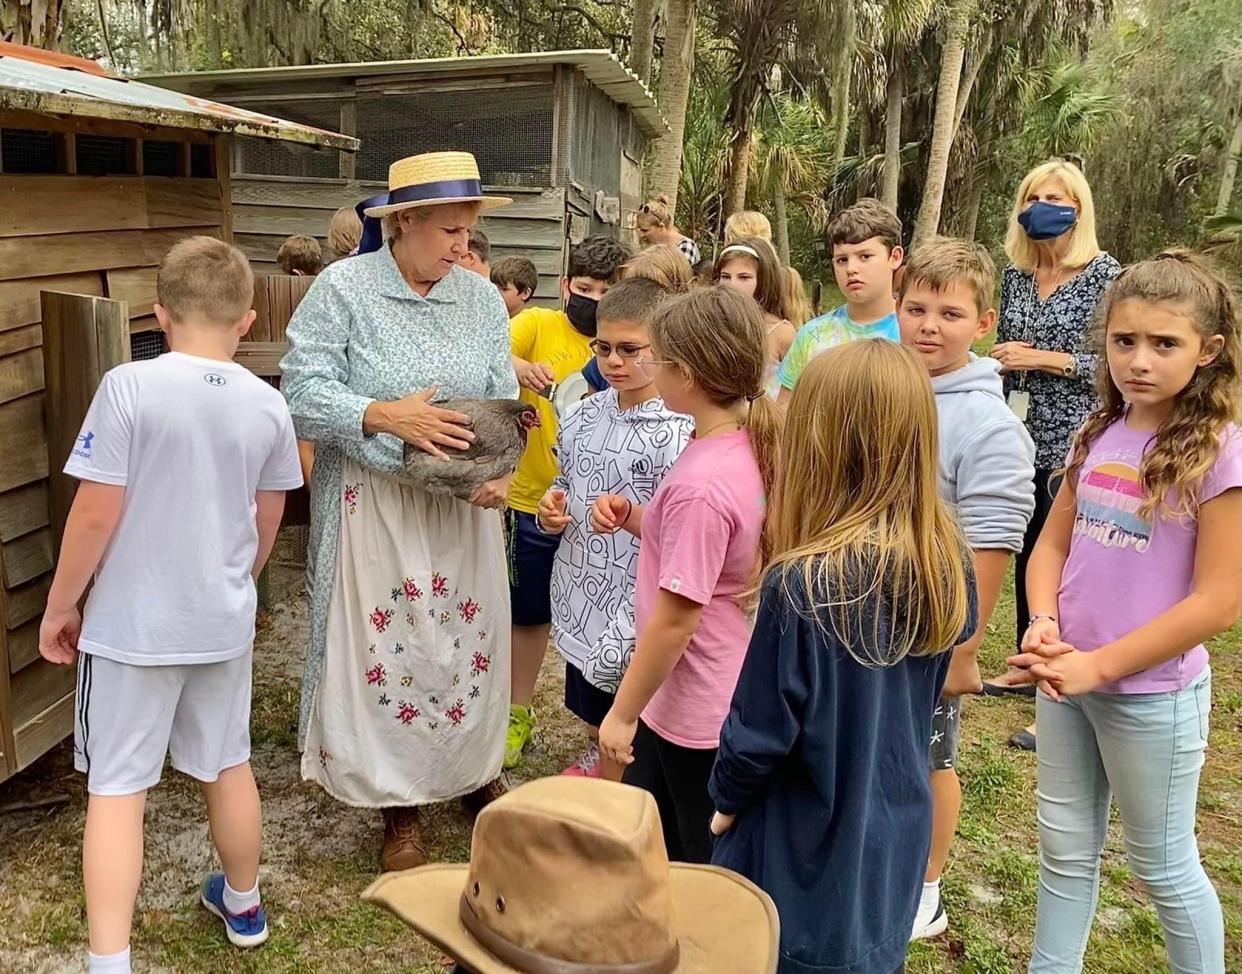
[363,151,513,218]
[362,777,780,973]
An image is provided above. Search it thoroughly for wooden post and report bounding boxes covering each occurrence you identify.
[215,135,234,241]
[339,101,357,180]
[41,291,130,558]
[56,133,77,175]
[0,628,12,778]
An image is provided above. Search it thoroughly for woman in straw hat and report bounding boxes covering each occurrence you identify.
[282,152,519,873]
[364,776,780,973]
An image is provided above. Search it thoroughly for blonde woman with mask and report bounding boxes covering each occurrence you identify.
[985,160,1120,748]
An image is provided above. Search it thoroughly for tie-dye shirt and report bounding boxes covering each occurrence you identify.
[774,304,900,393]
[1060,417,1242,693]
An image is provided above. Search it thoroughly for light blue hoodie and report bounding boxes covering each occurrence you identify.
[933,354,1036,551]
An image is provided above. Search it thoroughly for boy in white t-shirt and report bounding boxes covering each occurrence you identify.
[39,236,303,974]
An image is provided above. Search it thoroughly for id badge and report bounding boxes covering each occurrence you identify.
[1007,390,1030,422]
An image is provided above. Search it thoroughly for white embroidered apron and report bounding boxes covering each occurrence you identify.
[302,459,511,807]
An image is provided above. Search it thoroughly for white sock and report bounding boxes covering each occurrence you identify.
[88,946,132,974]
[223,879,261,914]
[918,878,941,916]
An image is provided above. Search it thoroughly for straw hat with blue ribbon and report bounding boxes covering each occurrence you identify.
[362,151,513,218]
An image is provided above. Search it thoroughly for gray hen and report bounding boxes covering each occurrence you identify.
[397,398,540,500]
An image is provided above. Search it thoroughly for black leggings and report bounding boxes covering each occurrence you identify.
[1014,468,1063,649]
[623,720,718,863]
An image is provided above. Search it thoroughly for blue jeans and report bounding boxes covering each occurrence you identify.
[1030,669,1222,973]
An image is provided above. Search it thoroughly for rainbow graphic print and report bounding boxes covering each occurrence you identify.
[1074,461,1153,552]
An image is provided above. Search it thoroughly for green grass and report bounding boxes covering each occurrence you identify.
[1,570,1239,972]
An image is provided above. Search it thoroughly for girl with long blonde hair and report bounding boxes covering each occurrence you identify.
[1012,251,1242,974]
[707,339,976,974]
[591,286,782,863]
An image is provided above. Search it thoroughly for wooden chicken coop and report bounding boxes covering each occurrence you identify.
[0,42,354,786]
[144,51,668,305]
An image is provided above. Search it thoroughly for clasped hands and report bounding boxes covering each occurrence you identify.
[1006,618,1106,701]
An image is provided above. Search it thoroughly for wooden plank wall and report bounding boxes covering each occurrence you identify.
[7,293,133,776]
[0,143,229,782]
[231,176,568,306]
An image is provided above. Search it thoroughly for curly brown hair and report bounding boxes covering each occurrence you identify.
[1065,250,1242,522]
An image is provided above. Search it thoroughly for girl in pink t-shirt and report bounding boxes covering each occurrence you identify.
[590,286,782,863]
[1013,251,1242,974]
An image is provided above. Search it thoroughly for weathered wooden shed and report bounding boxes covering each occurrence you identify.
[0,42,354,785]
[143,51,667,304]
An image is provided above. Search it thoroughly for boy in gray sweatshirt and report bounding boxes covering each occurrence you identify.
[898,237,1036,941]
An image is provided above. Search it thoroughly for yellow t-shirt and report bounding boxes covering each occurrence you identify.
[508,307,593,514]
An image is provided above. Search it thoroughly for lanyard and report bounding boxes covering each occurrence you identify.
[1018,265,1068,392]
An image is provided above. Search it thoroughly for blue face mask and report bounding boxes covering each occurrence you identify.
[1018,201,1078,241]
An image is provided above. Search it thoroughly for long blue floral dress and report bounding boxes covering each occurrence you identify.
[281,244,518,807]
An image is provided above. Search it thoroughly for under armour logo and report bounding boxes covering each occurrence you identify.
[204,373,227,387]
[73,431,94,459]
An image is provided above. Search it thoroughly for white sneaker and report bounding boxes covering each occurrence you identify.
[911,899,948,941]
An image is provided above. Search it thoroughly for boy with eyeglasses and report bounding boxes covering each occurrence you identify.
[535,279,693,777]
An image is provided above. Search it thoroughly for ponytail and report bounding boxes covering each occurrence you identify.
[649,286,785,579]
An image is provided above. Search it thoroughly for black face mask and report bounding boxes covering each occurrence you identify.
[566,292,599,337]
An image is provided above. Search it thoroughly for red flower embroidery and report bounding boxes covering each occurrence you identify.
[318,747,332,768]
[343,483,361,515]
[458,598,481,623]
[370,607,394,633]
[446,699,466,725]
[471,651,490,677]
[396,702,420,725]
[432,573,449,597]
[403,578,423,602]
[366,662,387,686]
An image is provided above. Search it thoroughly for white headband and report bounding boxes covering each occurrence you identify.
[720,244,761,261]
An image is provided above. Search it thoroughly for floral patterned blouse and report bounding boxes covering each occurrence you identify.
[997,252,1121,470]
[281,243,518,740]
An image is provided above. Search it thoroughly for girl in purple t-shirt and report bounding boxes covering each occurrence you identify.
[1013,252,1242,974]
[589,286,782,863]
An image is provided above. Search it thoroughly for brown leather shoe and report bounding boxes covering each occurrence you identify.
[381,807,427,873]
[461,776,509,818]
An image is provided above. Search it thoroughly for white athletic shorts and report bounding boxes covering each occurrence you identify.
[73,649,253,796]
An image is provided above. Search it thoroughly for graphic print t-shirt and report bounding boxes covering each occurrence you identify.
[64,353,303,665]
[1059,418,1242,693]
[774,304,900,393]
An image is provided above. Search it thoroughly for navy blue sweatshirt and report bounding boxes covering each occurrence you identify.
[709,565,977,974]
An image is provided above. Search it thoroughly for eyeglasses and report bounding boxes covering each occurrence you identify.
[590,340,651,360]
[635,352,676,378]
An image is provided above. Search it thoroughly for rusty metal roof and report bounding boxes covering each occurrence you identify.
[142,50,669,139]
[0,42,357,150]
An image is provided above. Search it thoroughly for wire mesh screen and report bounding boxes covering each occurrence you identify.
[143,139,180,176]
[76,135,133,176]
[235,99,343,178]
[1,128,58,173]
[130,331,165,361]
[356,84,553,186]
[565,77,623,197]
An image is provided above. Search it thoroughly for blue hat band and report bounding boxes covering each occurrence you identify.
[387,178,484,206]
